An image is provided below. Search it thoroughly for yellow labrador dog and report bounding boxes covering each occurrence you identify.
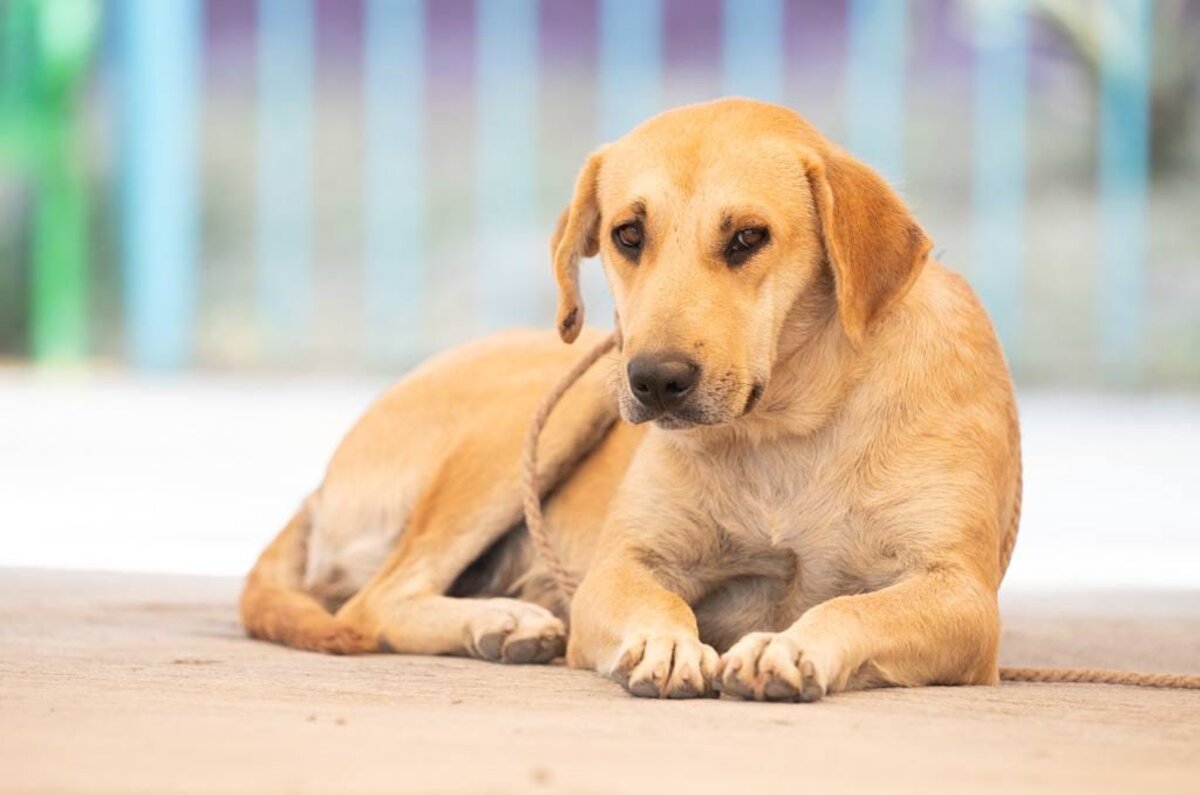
[242,98,1021,702]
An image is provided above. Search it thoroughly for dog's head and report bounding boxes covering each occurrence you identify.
[550,98,931,429]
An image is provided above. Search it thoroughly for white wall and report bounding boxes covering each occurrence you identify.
[2,371,1197,590]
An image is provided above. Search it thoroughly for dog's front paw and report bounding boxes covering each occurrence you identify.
[606,632,719,699]
[716,632,828,702]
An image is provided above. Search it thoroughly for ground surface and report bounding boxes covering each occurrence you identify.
[2,570,1198,794]
[2,375,1198,791]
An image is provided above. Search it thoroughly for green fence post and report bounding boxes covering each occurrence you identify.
[0,0,98,363]
[31,106,88,361]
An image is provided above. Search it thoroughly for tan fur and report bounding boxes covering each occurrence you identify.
[241,99,1020,702]
[242,329,625,661]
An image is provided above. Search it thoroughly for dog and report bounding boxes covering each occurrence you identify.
[241,98,1021,702]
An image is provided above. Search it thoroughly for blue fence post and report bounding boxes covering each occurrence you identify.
[475,0,539,331]
[118,0,201,369]
[971,0,1028,367]
[256,0,313,360]
[364,0,425,362]
[592,0,662,327]
[721,0,784,103]
[1097,0,1151,383]
[844,0,908,185]
[598,0,662,142]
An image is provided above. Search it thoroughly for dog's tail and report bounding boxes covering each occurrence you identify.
[239,499,376,654]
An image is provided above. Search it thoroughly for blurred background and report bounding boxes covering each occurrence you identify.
[1,0,1197,589]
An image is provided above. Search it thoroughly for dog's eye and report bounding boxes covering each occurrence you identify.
[613,223,643,252]
[725,227,769,266]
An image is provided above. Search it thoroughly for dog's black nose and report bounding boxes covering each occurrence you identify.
[627,354,700,412]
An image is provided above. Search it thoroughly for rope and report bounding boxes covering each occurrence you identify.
[1000,667,1200,689]
[519,332,1199,691]
[521,332,618,606]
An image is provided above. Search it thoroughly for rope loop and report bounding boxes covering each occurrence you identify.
[521,332,618,606]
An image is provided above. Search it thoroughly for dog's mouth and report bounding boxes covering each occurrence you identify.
[742,382,765,415]
[621,400,735,430]
[621,382,766,429]
[622,400,706,429]
[652,413,700,430]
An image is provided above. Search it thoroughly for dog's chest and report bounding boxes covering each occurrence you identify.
[696,442,877,600]
[702,444,838,541]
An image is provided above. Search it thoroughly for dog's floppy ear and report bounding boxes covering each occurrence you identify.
[805,149,932,346]
[551,147,606,343]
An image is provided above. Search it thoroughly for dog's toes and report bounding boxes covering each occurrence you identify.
[500,619,566,664]
[610,634,717,699]
[500,635,542,664]
[473,617,517,661]
[718,632,833,703]
[537,630,567,662]
[467,600,565,664]
[763,675,800,701]
[716,632,772,699]
[502,630,566,664]
[798,659,826,703]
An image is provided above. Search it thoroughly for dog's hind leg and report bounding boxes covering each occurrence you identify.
[335,438,574,662]
[333,370,619,662]
[359,593,567,663]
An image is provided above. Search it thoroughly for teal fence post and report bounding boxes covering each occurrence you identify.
[721,0,784,103]
[364,0,425,363]
[844,0,908,184]
[1097,0,1151,383]
[256,0,313,360]
[971,0,1028,367]
[475,0,539,330]
[118,0,201,369]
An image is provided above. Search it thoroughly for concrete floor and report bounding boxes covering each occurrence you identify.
[2,569,1198,794]
[2,373,1198,792]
